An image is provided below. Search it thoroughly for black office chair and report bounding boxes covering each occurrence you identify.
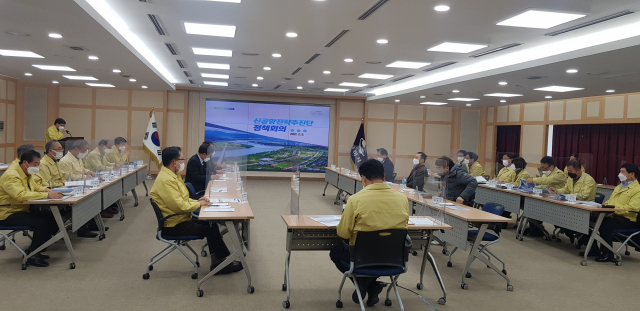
[595,193,605,204]
[185,182,205,200]
[336,229,411,310]
[0,225,33,270]
[143,199,203,280]
[613,211,640,257]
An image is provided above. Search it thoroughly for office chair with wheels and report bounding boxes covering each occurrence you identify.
[143,199,203,280]
[613,211,640,256]
[185,182,205,200]
[595,193,605,204]
[336,229,411,311]
[0,225,33,269]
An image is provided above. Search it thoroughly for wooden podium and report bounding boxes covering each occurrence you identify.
[59,137,84,155]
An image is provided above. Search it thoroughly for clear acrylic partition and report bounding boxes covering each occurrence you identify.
[415,164,449,226]
[206,142,248,204]
[290,146,301,217]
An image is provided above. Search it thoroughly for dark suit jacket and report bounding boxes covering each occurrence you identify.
[382,158,395,182]
[184,154,206,193]
[406,164,427,191]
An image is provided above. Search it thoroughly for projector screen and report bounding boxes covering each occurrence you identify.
[204,99,330,172]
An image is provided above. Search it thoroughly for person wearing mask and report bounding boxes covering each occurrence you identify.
[526,156,567,189]
[376,148,395,182]
[59,139,97,181]
[550,160,596,201]
[591,163,640,262]
[106,137,131,165]
[185,143,218,194]
[84,139,115,172]
[496,153,516,183]
[466,152,486,177]
[456,150,469,172]
[511,157,531,184]
[407,152,427,191]
[33,140,66,188]
[8,144,35,170]
[564,153,585,176]
[0,150,63,267]
[435,156,478,204]
[44,118,69,144]
[330,159,409,306]
[151,146,243,274]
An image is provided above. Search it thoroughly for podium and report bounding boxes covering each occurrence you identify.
[59,137,84,155]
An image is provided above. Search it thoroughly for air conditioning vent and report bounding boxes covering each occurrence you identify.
[291,67,302,75]
[423,62,457,72]
[241,53,259,56]
[366,61,382,64]
[274,85,281,89]
[183,71,191,77]
[341,73,355,76]
[434,93,443,96]
[189,79,195,84]
[586,71,610,76]
[324,82,335,84]
[350,89,363,93]
[120,74,131,78]
[139,0,149,2]
[390,74,414,82]
[527,76,547,80]
[176,59,186,68]
[546,10,636,36]
[284,78,293,81]
[5,31,30,36]
[470,43,521,58]
[235,77,247,79]
[65,45,88,51]
[325,30,350,48]
[368,83,385,88]
[147,14,166,35]
[165,43,178,55]
[238,66,252,69]
[357,0,389,20]
[304,53,321,64]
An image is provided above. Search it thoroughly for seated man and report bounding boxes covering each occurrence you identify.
[496,152,516,183]
[105,137,131,165]
[33,140,66,188]
[84,139,115,173]
[0,150,63,267]
[330,159,409,306]
[466,152,486,177]
[185,143,217,194]
[407,152,427,191]
[435,156,478,204]
[564,153,585,176]
[60,139,97,181]
[592,163,640,262]
[8,144,35,170]
[550,160,596,201]
[526,156,567,189]
[376,148,395,182]
[150,146,243,274]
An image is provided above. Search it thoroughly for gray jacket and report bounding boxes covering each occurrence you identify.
[407,164,427,191]
[444,164,478,201]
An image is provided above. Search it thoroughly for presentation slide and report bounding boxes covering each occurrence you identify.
[205,100,330,172]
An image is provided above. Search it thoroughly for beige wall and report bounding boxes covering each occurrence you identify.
[0,76,17,163]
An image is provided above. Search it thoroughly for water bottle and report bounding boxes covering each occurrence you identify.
[402,177,407,190]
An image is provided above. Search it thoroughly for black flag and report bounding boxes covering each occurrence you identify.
[350,122,367,170]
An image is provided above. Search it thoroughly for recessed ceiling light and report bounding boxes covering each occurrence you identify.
[344,58,354,63]
[286,32,298,38]
[32,65,76,71]
[204,81,229,86]
[500,100,506,103]
[395,99,400,102]
[297,86,303,89]
[323,70,331,74]
[129,78,136,82]
[48,33,63,38]
[545,96,552,99]
[452,90,460,93]
[466,104,472,106]
[566,69,578,73]
[0,49,44,58]
[427,42,487,53]
[197,62,230,70]
[252,84,258,87]
[263,67,271,70]
[420,96,426,98]
[386,61,430,69]
[113,69,121,73]
[141,85,148,89]
[257,76,264,80]
[88,55,99,60]
[308,80,314,83]
[534,86,584,92]
[497,9,585,29]
[485,93,523,97]
[606,89,615,93]
[24,72,32,76]
[86,83,115,87]
[448,98,480,101]
[499,81,508,85]
[184,22,236,37]
[63,75,98,80]
[421,102,447,105]
[52,80,59,84]
[201,73,229,79]
[325,88,349,92]
[340,82,368,87]
[359,73,393,80]
[272,53,282,58]
[377,39,388,44]
[192,47,233,57]
[434,5,450,12]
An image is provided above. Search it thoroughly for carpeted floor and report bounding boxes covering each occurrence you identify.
[0,179,637,311]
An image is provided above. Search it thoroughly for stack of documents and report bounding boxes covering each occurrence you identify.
[578,201,602,208]
[309,216,342,227]
[209,198,241,203]
[210,187,228,193]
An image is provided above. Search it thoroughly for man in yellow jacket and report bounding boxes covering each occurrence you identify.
[44,118,68,144]
[60,139,96,181]
[105,137,131,165]
[550,160,596,201]
[150,146,243,274]
[527,156,567,189]
[593,163,640,263]
[33,140,66,188]
[0,150,63,267]
[8,144,35,171]
[466,152,486,177]
[84,139,115,173]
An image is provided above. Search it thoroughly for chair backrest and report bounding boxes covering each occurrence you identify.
[184,182,197,199]
[352,229,409,269]
[482,202,505,216]
[149,199,165,231]
[595,193,605,204]
[392,173,398,181]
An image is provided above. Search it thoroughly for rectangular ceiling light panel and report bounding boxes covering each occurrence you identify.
[427,42,487,53]
[86,83,115,87]
[325,88,350,92]
[359,73,393,80]
[32,65,76,71]
[204,81,229,86]
[448,98,480,101]
[420,102,447,105]
[534,86,584,92]
[0,49,44,58]
[63,75,98,80]
[184,22,236,37]
[484,93,523,97]
[201,73,229,79]
[497,10,586,29]
[192,47,233,57]
[339,82,368,87]
[197,62,230,70]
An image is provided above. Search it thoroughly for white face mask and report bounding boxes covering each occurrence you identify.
[619,173,628,182]
[78,150,88,159]
[457,157,464,162]
[510,164,516,170]
[377,157,383,162]
[119,146,126,151]
[104,148,111,154]
[179,162,185,172]
[502,160,509,167]
[53,150,63,160]
[463,159,470,164]
[542,171,551,176]
[27,166,40,175]
[203,157,210,163]
[413,158,420,165]
[59,126,65,130]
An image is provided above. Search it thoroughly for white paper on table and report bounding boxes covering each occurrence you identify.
[213,180,227,182]
[208,203,229,206]
[210,187,228,193]
[475,176,487,183]
[0,165,9,169]
[209,198,241,203]
[309,216,342,227]
[440,204,468,210]
[65,181,87,187]
[409,217,437,226]
[578,201,602,208]
[203,207,235,212]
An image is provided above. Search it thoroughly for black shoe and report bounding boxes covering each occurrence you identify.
[35,253,50,260]
[595,253,614,262]
[87,223,109,232]
[529,230,545,238]
[523,228,531,236]
[366,281,385,306]
[77,229,98,238]
[579,249,601,257]
[26,256,49,267]
[211,261,244,275]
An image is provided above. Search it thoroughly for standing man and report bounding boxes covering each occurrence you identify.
[45,118,68,143]
[526,156,567,189]
[376,148,395,182]
[106,137,131,165]
[407,152,427,191]
[84,139,115,172]
[9,144,35,170]
[59,140,97,181]
[33,140,66,188]
[185,143,218,194]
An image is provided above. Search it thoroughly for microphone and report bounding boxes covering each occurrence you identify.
[67,130,73,137]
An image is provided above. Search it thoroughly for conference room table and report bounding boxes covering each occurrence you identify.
[196,171,254,297]
[22,164,148,270]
